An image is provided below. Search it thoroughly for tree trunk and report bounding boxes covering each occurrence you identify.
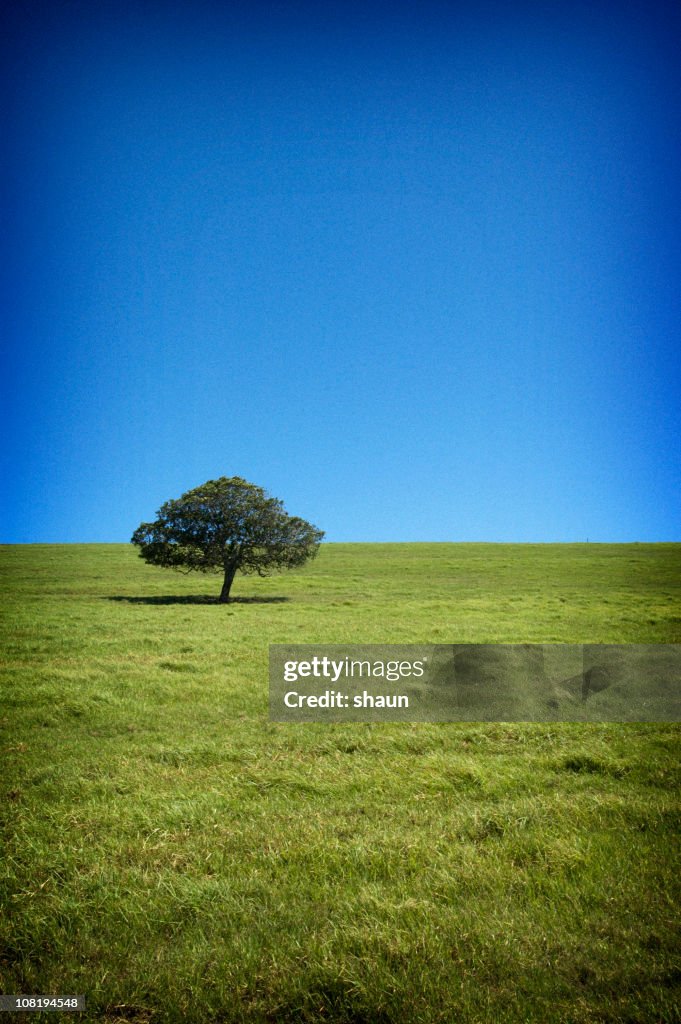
[219,562,238,603]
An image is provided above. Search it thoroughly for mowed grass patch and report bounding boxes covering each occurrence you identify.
[1,543,680,1023]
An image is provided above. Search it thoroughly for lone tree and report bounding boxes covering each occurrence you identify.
[131,477,324,603]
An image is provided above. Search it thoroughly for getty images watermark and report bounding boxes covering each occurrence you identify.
[269,644,681,722]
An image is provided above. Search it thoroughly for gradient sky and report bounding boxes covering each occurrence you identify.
[3,0,680,542]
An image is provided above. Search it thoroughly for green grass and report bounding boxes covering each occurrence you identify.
[1,542,680,1023]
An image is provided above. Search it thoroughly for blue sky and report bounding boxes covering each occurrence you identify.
[3,0,680,542]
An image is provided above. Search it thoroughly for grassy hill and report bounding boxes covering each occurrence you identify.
[1,543,680,1022]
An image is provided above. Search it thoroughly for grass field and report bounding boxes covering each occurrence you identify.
[1,542,680,1023]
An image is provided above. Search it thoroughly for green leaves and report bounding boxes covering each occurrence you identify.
[131,477,324,597]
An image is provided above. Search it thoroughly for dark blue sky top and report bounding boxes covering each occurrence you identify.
[3,0,680,541]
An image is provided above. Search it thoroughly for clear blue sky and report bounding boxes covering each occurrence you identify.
[3,0,679,543]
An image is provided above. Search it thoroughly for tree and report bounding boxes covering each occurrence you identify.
[131,477,324,603]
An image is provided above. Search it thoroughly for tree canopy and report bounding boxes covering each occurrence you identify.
[131,477,324,602]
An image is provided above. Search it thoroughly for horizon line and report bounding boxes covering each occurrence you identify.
[2,539,680,547]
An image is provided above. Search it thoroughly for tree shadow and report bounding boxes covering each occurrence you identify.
[107,594,290,605]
